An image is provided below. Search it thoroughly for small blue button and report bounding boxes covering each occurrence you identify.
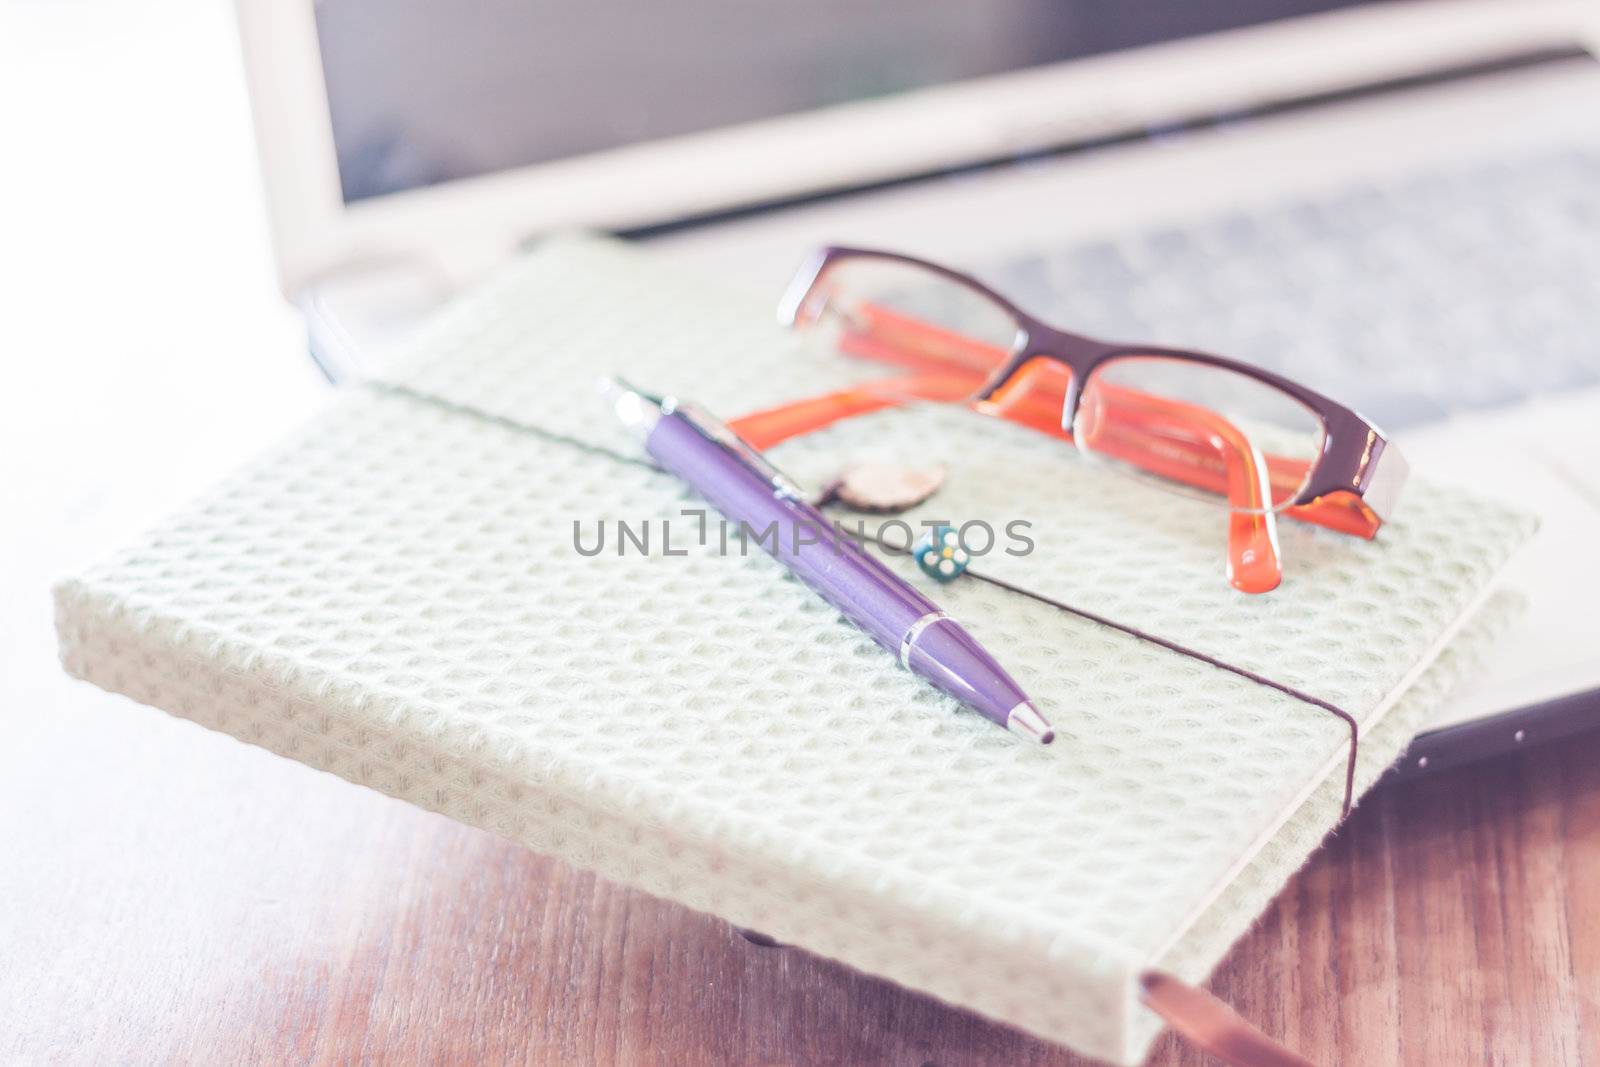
[913,524,970,583]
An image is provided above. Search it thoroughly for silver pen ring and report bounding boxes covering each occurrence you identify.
[899,610,952,669]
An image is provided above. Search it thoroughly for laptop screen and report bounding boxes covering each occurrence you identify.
[315,0,1379,204]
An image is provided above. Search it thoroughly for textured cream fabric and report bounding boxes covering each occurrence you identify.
[56,237,1533,1064]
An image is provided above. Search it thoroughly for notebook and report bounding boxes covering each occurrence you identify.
[54,236,1534,1064]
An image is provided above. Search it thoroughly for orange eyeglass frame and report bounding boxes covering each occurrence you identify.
[730,303,1386,593]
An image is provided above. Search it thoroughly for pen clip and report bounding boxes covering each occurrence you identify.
[670,399,810,500]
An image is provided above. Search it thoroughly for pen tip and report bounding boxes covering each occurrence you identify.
[1006,702,1055,745]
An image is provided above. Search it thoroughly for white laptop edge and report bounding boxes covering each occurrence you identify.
[234,0,1596,297]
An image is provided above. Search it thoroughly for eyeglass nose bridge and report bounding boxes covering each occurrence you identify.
[975,333,1104,435]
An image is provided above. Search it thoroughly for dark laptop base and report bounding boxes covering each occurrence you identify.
[1387,688,1600,782]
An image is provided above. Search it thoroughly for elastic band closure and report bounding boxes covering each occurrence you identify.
[863,531,1361,819]
[972,566,1360,819]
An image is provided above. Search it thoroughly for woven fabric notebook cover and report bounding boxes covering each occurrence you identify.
[56,236,1534,1065]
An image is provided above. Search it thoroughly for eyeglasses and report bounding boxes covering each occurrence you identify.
[740,246,1410,593]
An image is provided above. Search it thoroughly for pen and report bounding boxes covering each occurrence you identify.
[608,380,1054,744]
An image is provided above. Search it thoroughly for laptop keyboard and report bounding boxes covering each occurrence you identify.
[982,145,1600,431]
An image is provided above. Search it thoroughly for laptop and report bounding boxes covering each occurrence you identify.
[233,0,1600,776]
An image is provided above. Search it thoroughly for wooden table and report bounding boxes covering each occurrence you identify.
[6,6,1597,1063]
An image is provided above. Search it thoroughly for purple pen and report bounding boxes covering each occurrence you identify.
[608,381,1054,745]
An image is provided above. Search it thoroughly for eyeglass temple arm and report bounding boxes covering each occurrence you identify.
[1050,368,1284,594]
[730,365,1284,594]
